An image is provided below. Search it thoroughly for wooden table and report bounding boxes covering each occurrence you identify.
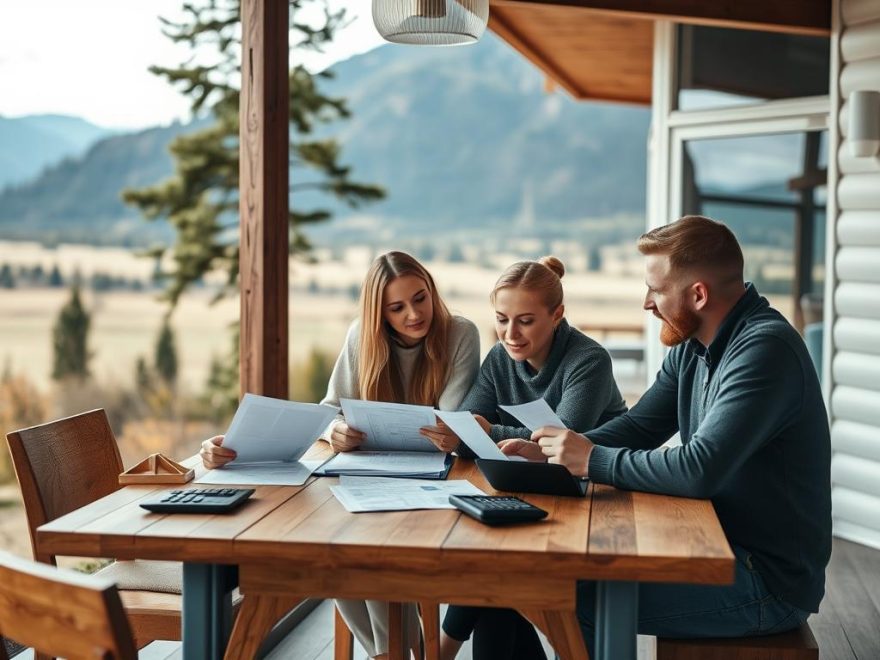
[36,447,734,660]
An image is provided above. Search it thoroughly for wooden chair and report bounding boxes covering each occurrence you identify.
[5,410,185,649]
[0,550,139,660]
[657,623,819,660]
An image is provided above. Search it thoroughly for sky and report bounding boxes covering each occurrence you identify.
[0,0,384,130]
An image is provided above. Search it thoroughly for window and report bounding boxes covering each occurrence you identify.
[681,130,827,327]
[676,26,830,111]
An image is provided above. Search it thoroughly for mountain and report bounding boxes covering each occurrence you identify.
[0,121,207,245]
[0,34,651,246]
[0,114,115,189]
[311,35,650,227]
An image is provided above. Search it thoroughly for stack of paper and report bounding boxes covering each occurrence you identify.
[196,393,338,486]
[330,475,486,512]
[317,451,451,479]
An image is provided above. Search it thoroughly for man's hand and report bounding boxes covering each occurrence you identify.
[498,438,546,462]
[420,420,461,453]
[531,427,594,477]
[200,435,236,470]
[330,421,365,452]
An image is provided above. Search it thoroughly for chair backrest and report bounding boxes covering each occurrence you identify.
[0,551,137,660]
[5,409,124,564]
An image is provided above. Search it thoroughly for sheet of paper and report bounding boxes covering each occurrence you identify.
[223,393,339,463]
[499,398,565,431]
[340,399,439,452]
[330,476,485,513]
[321,451,447,474]
[195,459,322,486]
[435,410,510,460]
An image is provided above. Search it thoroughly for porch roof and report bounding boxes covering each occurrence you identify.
[487,0,832,106]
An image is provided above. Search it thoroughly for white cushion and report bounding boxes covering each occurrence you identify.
[97,560,182,594]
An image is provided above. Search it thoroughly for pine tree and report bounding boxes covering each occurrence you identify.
[48,264,64,287]
[51,286,91,380]
[154,320,179,386]
[123,0,385,307]
[0,263,16,289]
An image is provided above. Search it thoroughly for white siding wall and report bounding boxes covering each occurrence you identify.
[831,0,880,549]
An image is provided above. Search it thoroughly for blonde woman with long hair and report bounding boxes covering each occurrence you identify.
[200,251,479,658]
[320,251,480,659]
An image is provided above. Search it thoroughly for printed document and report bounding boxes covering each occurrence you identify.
[435,410,512,460]
[196,459,326,486]
[319,451,448,477]
[330,475,486,513]
[340,399,438,452]
[196,394,338,486]
[499,398,565,431]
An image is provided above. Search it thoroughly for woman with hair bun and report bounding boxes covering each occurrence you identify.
[424,255,628,660]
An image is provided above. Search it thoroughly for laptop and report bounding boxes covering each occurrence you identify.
[475,459,589,497]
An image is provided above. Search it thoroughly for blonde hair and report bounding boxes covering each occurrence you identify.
[358,251,452,406]
[490,256,565,309]
[638,215,744,283]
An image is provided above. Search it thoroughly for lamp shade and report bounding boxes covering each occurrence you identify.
[373,0,489,46]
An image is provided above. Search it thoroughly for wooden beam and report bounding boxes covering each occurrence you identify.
[489,10,585,100]
[239,0,290,399]
[491,0,831,36]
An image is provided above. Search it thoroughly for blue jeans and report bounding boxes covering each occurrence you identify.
[576,546,810,658]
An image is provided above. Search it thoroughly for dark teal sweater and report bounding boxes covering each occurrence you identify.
[587,285,831,612]
[458,319,627,447]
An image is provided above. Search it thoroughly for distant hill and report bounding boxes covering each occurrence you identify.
[0,120,211,245]
[0,114,115,189]
[0,34,653,246]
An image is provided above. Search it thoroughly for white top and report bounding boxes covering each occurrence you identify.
[319,315,481,434]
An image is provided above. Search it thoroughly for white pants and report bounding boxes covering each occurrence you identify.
[335,599,421,657]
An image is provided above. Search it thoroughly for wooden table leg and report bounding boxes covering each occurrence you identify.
[334,605,354,660]
[521,608,589,660]
[388,602,406,660]
[419,602,441,660]
[224,594,301,660]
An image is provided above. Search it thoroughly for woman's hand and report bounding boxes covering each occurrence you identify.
[200,435,236,469]
[473,414,492,434]
[420,420,461,453]
[330,421,365,452]
[498,438,546,462]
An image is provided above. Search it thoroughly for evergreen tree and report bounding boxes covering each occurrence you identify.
[51,286,91,380]
[135,356,153,393]
[123,0,385,307]
[48,264,64,287]
[154,320,179,386]
[0,263,15,289]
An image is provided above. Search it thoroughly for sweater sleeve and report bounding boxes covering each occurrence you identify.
[319,321,359,438]
[553,347,622,432]
[455,351,511,457]
[438,318,481,411]
[586,348,681,449]
[588,335,805,498]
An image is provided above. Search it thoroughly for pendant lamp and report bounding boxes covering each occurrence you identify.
[372,0,489,46]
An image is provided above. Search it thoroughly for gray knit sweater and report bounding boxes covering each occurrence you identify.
[320,315,481,418]
[457,319,627,450]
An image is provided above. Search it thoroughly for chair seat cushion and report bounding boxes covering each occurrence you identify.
[97,560,182,594]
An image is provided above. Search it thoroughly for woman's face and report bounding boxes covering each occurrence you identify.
[383,275,434,346]
[494,287,562,370]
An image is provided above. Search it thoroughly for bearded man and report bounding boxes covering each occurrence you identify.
[505,215,831,654]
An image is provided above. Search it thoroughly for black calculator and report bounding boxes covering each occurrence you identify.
[449,494,548,526]
[139,488,255,514]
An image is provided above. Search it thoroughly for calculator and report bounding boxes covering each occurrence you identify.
[448,494,548,525]
[139,488,255,514]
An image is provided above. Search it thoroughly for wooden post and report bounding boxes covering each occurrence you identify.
[239,0,289,399]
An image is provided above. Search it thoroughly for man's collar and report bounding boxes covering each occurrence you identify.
[688,283,762,365]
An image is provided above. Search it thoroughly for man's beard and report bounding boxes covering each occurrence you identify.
[658,307,700,347]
